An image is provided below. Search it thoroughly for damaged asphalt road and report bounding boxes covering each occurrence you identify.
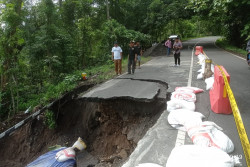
[76,42,193,166]
[0,36,248,167]
[79,36,248,167]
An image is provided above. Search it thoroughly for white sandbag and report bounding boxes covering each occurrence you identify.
[168,109,204,131]
[197,73,203,80]
[171,91,196,102]
[167,99,195,112]
[197,69,203,73]
[175,87,204,94]
[187,121,234,153]
[211,64,215,73]
[201,61,205,72]
[136,163,162,167]
[205,77,214,90]
[166,145,237,167]
[198,54,206,65]
[55,147,76,162]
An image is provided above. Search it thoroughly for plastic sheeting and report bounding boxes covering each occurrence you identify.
[26,147,76,167]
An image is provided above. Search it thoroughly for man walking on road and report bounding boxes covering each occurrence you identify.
[128,41,137,74]
[111,41,123,75]
[135,41,142,69]
[173,37,182,66]
[165,38,172,56]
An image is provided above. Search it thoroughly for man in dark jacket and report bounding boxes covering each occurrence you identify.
[128,41,137,74]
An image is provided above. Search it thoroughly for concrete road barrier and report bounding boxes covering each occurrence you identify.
[209,66,232,114]
[195,46,203,56]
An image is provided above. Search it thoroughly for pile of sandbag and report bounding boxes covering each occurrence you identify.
[167,86,205,131]
[166,86,240,167]
[167,86,204,131]
[196,53,215,90]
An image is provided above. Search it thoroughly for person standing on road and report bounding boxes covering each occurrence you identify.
[246,39,250,52]
[111,41,123,75]
[246,39,250,65]
[165,38,172,56]
[135,41,142,69]
[173,37,182,66]
[128,41,137,74]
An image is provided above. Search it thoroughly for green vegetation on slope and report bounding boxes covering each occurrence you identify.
[216,38,248,58]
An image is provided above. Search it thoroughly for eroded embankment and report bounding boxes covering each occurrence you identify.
[0,81,168,167]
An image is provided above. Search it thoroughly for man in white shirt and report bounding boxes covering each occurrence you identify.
[111,41,123,75]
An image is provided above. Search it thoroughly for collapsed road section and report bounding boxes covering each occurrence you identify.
[77,78,169,166]
[0,77,169,167]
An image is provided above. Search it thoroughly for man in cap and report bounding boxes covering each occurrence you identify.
[111,41,123,75]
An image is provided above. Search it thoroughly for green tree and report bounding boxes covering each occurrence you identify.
[0,0,24,118]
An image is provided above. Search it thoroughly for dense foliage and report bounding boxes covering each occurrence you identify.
[0,0,249,121]
[187,0,250,47]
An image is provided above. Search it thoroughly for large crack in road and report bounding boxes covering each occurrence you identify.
[74,78,169,166]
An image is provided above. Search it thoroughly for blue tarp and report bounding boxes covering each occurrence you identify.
[26,147,76,167]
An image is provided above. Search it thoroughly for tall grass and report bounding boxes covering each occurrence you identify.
[216,38,248,57]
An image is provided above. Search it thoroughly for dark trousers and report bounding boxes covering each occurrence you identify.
[128,59,135,73]
[174,53,180,65]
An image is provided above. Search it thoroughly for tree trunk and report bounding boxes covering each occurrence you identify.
[106,0,110,20]
[58,0,62,8]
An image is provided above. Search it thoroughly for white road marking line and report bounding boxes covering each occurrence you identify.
[175,130,186,147]
[187,48,194,87]
[175,41,197,147]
